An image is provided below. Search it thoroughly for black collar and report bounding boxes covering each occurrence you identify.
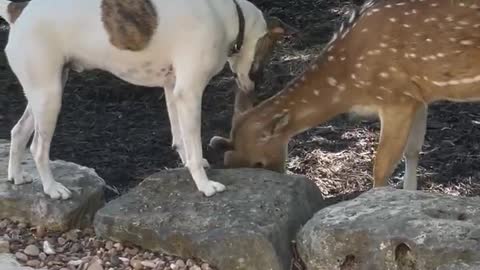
[229,0,245,56]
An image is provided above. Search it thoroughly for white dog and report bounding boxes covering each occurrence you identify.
[1,0,289,199]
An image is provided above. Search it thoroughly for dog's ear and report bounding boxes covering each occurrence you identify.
[266,17,298,38]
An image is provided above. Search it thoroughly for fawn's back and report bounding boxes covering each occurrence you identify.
[320,0,480,108]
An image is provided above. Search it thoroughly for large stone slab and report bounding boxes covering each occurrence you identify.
[94,168,325,270]
[0,140,105,231]
[297,187,480,270]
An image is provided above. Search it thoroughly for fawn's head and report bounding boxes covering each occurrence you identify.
[210,90,290,172]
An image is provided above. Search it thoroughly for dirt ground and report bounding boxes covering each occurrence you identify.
[1,0,480,202]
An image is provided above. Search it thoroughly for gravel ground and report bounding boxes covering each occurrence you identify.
[0,219,216,270]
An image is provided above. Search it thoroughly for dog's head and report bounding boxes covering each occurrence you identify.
[228,16,297,93]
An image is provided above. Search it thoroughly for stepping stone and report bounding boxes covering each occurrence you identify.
[297,187,480,270]
[94,168,325,270]
[0,140,105,231]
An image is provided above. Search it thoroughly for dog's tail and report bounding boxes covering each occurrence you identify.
[0,0,29,25]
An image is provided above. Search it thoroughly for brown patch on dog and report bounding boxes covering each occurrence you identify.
[101,0,158,51]
[7,1,29,24]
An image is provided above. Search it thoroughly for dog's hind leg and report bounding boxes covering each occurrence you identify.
[8,104,34,184]
[7,45,72,199]
[8,66,70,185]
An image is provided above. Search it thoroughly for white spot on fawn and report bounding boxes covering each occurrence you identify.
[460,40,474,45]
[327,77,338,86]
[379,72,389,78]
[313,89,320,96]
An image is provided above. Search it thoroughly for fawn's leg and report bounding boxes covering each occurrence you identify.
[402,105,427,190]
[373,103,421,188]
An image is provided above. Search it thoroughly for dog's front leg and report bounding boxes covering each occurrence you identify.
[165,86,210,168]
[173,73,225,197]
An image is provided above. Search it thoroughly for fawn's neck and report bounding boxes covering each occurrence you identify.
[250,51,360,139]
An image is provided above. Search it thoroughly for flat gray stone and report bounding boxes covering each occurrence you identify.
[0,140,105,231]
[297,187,480,270]
[94,168,325,270]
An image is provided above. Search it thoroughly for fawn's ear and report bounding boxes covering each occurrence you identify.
[209,136,234,152]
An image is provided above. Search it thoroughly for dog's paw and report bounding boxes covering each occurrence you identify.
[199,180,226,197]
[44,182,72,200]
[8,172,34,185]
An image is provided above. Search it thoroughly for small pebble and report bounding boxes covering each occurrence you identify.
[86,259,104,270]
[201,263,212,270]
[15,251,28,262]
[186,259,194,267]
[39,252,47,261]
[141,260,156,268]
[105,241,113,250]
[190,266,201,270]
[43,240,56,255]
[0,238,10,253]
[110,255,121,267]
[65,230,80,241]
[131,259,143,270]
[126,247,139,256]
[57,237,67,246]
[119,257,130,264]
[26,259,41,267]
[70,243,82,253]
[175,259,185,267]
[113,242,123,251]
[24,244,40,256]
[0,220,8,229]
[170,264,179,270]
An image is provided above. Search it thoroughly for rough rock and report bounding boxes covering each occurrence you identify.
[0,253,45,270]
[94,168,325,270]
[0,140,105,231]
[297,187,480,270]
[437,261,480,270]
